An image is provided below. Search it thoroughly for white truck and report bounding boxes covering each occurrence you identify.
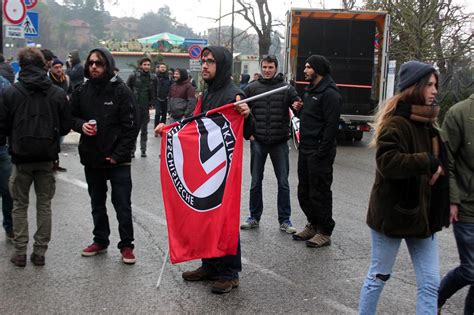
[284,8,391,142]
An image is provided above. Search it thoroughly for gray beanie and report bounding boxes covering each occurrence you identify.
[397,60,436,92]
[306,55,331,76]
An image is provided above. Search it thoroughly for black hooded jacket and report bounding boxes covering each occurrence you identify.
[299,75,342,161]
[200,46,254,139]
[0,65,72,163]
[244,73,299,144]
[66,50,84,90]
[71,48,139,167]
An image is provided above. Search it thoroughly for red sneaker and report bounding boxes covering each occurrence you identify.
[81,243,108,257]
[121,247,136,264]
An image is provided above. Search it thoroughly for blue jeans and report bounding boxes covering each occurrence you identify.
[359,229,440,315]
[438,222,474,314]
[0,146,13,233]
[84,165,134,249]
[249,140,291,224]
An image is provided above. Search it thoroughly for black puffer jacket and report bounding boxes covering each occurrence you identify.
[244,73,299,144]
[299,75,342,158]
[200,46,255,139]
[71,48,139,167]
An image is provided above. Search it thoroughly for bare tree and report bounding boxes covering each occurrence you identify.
[342,0,357,10]
[236,0,279,57]
[365,0,473,108]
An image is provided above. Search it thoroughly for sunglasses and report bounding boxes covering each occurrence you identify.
[200,58,216,66]
[88,60,105,67]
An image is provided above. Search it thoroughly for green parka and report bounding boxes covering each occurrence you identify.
[442,94,474,223]
[367,113,450,238]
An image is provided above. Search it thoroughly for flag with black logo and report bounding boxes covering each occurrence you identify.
[160,104,244,264]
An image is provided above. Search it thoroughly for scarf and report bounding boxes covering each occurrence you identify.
[49,72,66,84]
[395,101,442,161]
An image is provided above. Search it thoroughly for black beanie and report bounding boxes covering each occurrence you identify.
[305,55,331,76]
[397,60,436,92]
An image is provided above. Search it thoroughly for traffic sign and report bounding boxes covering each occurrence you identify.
[188,44,202,59]
[3,0,27,25]
[184,38,208,46]
[25,0,39,9]
[189,59,201,72]
[5,25,24,38]
[23,11,39,38]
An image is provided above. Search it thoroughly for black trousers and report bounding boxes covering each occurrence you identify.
[297,150,335,236]
[202,239,241,280]
[85,165,134,249]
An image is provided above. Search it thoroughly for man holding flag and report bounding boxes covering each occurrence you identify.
[156,46,251,294]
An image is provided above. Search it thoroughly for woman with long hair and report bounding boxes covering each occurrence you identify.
[359,61,450,314]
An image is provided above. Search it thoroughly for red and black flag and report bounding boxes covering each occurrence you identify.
[160,104,244,264]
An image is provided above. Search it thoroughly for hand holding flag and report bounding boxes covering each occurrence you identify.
[234,95,250,118]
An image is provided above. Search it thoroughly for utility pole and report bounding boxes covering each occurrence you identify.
[0,0,3,55]
[218,0,222,46]
[230,0,235,72]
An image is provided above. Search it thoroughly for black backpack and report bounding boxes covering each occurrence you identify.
[10,83,59,160]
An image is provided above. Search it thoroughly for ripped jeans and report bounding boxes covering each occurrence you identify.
[359,229,440,315]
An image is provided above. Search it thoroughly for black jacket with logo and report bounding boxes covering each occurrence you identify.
[71,48,139,167]
[244,73,299,144]
[299,75,342,157]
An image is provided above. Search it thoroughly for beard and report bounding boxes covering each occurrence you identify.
[305,72,317,82]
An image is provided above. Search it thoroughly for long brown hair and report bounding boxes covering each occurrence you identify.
[371,72,438,146]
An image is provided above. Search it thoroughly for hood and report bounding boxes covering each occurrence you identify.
[306,75,338,94]
[201,46,233,92]
[18,65,52,91]
[240,74,250,84]
[84,47,116,81]
[175,68,189,83]
[259,73,284,85]
[69,50,81,65]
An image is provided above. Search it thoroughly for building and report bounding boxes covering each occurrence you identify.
[66,19,92,46]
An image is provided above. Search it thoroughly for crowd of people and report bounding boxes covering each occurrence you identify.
[0,44,472,313]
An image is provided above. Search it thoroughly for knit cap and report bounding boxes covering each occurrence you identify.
[52,58,64,67]
[397,60,436,92]
[305,55,331,76]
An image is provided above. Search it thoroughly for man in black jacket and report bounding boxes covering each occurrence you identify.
[240,55,300,234]
[71,48,139,264]
[0,54,14,83]
[155,46,250,294]
[154,63,171,128]
[127,57,158,157]
[66,50,84,91]
[292,55,342,248]
[0,47,71,267]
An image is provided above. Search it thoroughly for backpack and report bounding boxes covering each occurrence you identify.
[10,83,59,160]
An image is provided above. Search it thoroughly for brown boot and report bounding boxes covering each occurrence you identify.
[211,278,240,294]
[306,233,331,248]
[10,254,26,267]
[292,223,316,241]
[30,253,45,266]
[182,266,219,281]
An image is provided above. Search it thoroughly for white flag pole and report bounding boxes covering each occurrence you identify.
[234,85,290,106]
[155,246,170,289]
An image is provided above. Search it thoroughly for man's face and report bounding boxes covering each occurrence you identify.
[304,63,316,81]
[158,64,167,73]
[201,52,216,80]
[52,64,63,77]
[173,70,181,81]
[261,61,277,79]
[88,52,106,79]
[140,61,151,73]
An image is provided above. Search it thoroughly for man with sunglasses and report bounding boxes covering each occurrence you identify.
[240,55,301,234]
[155,46,252,294]
[71,48,139,265]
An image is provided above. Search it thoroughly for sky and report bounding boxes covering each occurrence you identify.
[106,0,474,36]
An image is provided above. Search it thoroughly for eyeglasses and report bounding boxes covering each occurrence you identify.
[88,60,104,67]
[200,58,216,66]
